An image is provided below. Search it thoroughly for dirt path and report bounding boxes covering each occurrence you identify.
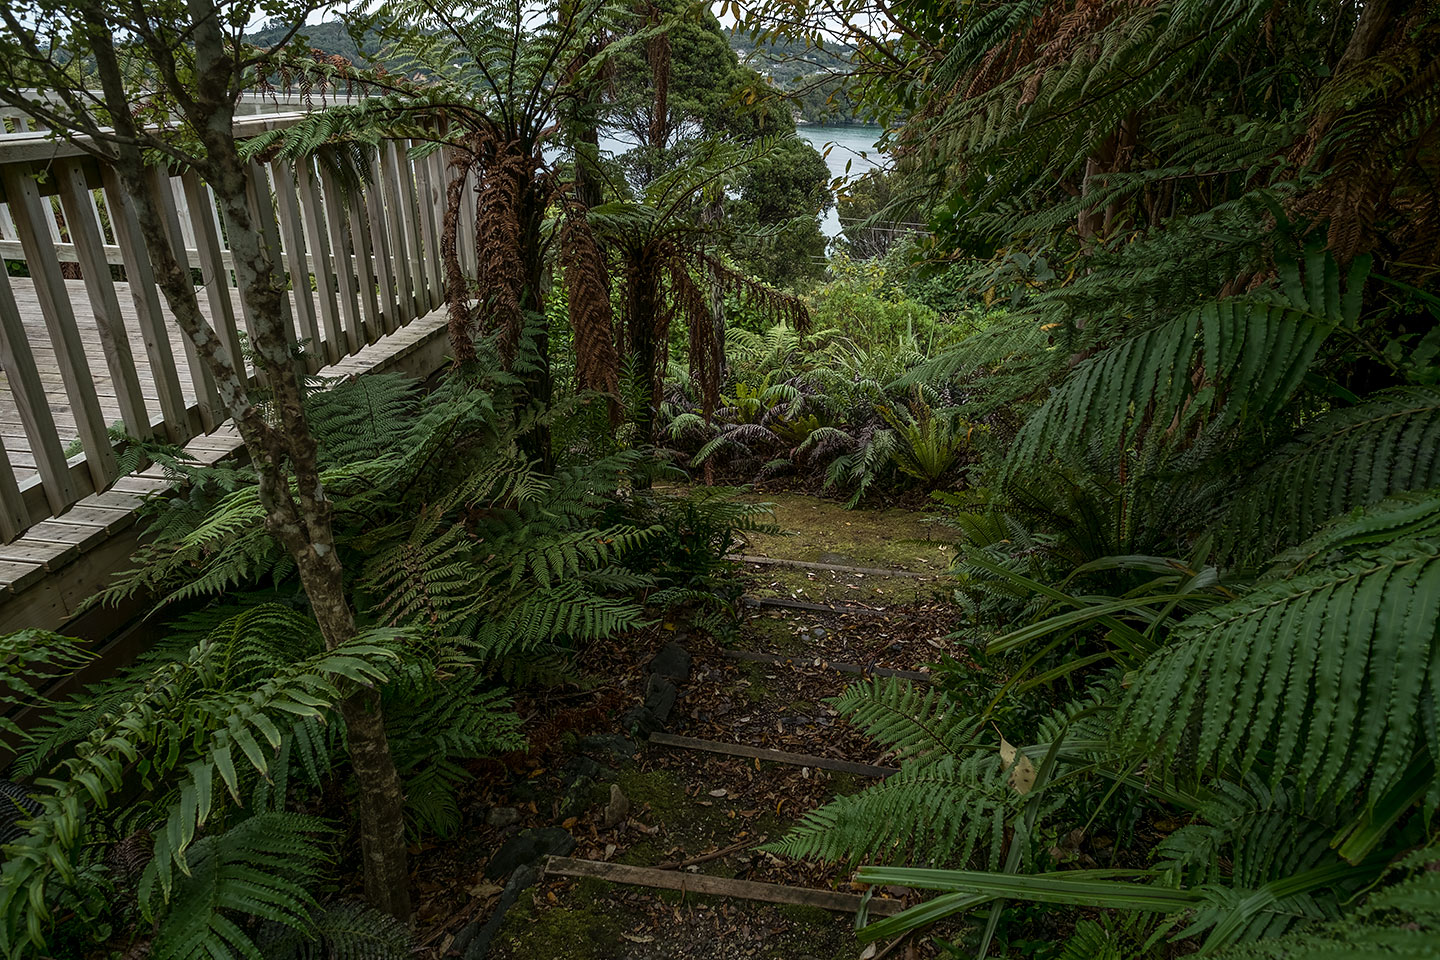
[435,494,962,960]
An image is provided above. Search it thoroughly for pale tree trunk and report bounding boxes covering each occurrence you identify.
[81,2,413,921]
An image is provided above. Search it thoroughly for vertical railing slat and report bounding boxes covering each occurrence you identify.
[364,154,398,334]
[170,177,197,250]
[383,141,420,324]
[416,148,445,313]
[56,158,151,440]
[347,182,382,345]
[456,150,477,277]
[271,160,323,371]
[2,166,118,491]
[318,164,364,355]
[0,267,72,514]
[149,166,220,432]
[0,440,28,542]
[245,163,300,356]
[181,171,246,386]
[295,159,344,364]
[101,165,190,444]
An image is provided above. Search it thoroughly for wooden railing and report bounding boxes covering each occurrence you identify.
[0,112,460,542]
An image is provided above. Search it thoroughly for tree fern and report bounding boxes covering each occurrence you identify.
[1115,541,1440,811]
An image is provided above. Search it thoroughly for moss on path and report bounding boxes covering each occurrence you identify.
[739,492,958,572]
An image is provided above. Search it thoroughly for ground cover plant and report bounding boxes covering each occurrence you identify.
[0,0,1437,957]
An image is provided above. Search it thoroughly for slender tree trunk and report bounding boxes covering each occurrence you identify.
[630,249,664,445]
[85,4,413,922]
[520,190,555,470]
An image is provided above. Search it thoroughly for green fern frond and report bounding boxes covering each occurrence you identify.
[1266,488,1440,578]
[1214,844,1440,959]
[142,813,331,960]
[1009,298,1330,473]
[1116,541,1440,809]
[831,677,981,762]
[766,753,1027,868]
[1226,387,1440,558]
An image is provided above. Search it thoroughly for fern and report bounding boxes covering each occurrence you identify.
[1226,387,1440,559]
[256,899,416,960]
[1116,541,1440,810]
[1267,489,1440,578]
[832,676,980,762]
[767,679,1057,868]
[141,813,331,960]
[1214,844,1440,959]
[306,374,421,468]
[1008,250,1369,475]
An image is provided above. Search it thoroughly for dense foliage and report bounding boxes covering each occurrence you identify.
[2,0,1437,957]
[722,0,1440,955]
[0,360,770,958]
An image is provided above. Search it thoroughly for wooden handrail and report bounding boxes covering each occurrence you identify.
[0,105,451,541]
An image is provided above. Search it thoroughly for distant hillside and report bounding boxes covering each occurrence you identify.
[245,21,384,65]
[243,21,860,122]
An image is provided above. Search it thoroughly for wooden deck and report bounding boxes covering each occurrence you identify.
[0,306,451,634]
[0,110,470,638]
[0,103,509,750]
[1,276,317,485]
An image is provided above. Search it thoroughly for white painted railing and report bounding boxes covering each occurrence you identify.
[0,110,459,542]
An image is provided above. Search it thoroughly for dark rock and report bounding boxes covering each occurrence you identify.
[484,826,575,880]
[602,784,630,828]
[621,705,663,736]
[644,674,677,722]
[649,642,692,681]
[562,756,605,785]
[461,862,540,959]
[577,733,638,761]
[485,806,521,829]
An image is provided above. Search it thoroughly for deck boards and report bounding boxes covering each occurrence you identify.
[0,277,331,484]
[0,305,450,627]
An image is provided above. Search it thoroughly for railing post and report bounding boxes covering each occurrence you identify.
[55,158,151,440]
[1,165,118,490]
[0,266,71,517]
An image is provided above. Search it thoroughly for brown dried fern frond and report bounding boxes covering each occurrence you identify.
[472,137,533,362]
[441,143,479,363]
[561,202,621,416]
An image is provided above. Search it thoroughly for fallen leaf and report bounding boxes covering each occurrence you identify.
[466,882,503,899]
[622,933,656,943]
[997,732,1037,795]
[708,788,728,798]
